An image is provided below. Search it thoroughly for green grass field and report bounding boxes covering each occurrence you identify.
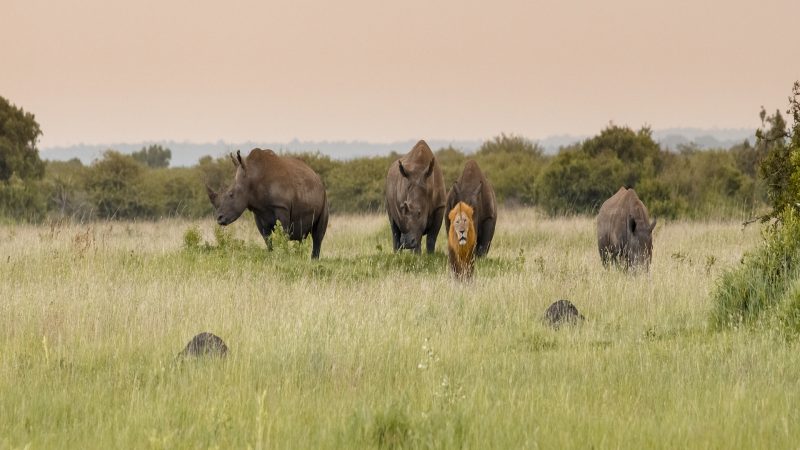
[1,209,797,449]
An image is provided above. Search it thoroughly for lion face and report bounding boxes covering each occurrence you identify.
[453,212,470,246]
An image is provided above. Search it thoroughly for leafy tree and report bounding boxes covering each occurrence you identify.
[435,146,468,187]
[536,125,666,215]
[0,96,46,221]
[0,96,44,182]
[474,134,545,205]
[536,147,624,215]
[43,159,93,220]
[327,155,393,213]
[131,144,171,168]
[757,81,800,219]
[476,133,543,157]
[85,151,149,219]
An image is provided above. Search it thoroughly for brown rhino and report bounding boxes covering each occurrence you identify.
[445,160,497,257]
[385,140,446,253]
[206,148,329,259]
[596,187,656,270]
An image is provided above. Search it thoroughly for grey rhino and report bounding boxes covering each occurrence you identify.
[385,140,446,253]
[206,148,329,259]
[596,187,656,270]
[445,160,497,257]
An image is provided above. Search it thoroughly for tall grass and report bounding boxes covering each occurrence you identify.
[1,209,797,449]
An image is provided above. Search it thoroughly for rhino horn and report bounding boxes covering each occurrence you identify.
[206,183,219,208]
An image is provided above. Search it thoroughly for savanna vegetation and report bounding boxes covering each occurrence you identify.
[0,95,778,224]
[3,208,798,449]
[2,83,800,448]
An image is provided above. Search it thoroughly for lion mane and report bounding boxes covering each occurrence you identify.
[447,201,477,280]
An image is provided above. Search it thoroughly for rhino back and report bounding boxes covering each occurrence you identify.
[246,150,326,212]
[597,187,650,246]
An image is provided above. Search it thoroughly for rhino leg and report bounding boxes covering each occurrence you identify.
[310,202,329,259]
[390,219,401,252]
[426,206,445,254]
[254,214,274,251]
[475,217,496,257]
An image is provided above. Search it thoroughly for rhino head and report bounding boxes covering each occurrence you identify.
[207,151,249,226]
[396,158,436,252]
[452,182,482,210]
[626,215,657,268]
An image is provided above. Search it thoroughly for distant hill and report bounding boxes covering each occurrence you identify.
[39,128,756,167]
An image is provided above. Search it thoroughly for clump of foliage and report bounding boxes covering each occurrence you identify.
[711,208,800,328]
[712,81,800,331]
[131,144,171,168]
[183,225,203,249]
[0,96,46,221]
[536,126,667,215]
[757,81,800,220]
[0,94,774,222]
[269,220,311,256]
[472,134,544,205]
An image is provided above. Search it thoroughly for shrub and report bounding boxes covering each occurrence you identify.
[183,226,202,249]
[710,208,800,328]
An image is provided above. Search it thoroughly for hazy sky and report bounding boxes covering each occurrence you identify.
[3,0,799,148]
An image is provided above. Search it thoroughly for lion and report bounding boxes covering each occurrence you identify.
[447,201,477,280]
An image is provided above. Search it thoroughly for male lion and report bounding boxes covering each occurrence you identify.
[447,202,477,280]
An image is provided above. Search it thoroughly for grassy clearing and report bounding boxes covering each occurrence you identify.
[0,209,797,449]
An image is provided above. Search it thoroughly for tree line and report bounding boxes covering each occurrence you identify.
[2,93,796,223]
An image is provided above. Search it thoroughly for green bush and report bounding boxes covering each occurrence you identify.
[473,134,544,205]
[327,155,393,213]
[710,208,800,328]
[0,175,46,222]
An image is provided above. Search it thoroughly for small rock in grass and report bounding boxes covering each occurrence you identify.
[543,300,585,329]
[178,332,228,358]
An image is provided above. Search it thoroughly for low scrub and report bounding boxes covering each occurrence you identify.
[710,208,800,330]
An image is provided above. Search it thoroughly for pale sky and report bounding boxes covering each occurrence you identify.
[3,0,799,148]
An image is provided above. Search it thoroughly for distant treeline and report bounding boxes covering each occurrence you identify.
[0,95,779,223]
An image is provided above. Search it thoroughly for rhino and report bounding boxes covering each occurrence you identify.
[445,160,497,257]
[206,148,329,259]
[385,140,446,253]
[596,187,656,270]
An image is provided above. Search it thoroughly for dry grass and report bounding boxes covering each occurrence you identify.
[1,209,797,449]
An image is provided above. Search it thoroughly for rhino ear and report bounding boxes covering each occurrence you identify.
[236,150,246,174]
[452,183,461,196]
[398,161,408,178]
[424,158,435,178]
[628,215,637,233]
[229,153,238,167]
[649,218,657,232]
